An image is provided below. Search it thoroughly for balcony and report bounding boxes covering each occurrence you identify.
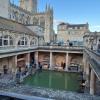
[0,45,38,58]
[0,45,83,58]
[38,45,83,53]
[85,48,100,80]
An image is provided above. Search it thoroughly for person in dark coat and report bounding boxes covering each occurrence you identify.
[97,39,100,53]
[38,62,42,71]
[63,62,66,70]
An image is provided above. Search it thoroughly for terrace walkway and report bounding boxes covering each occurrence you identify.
[85,48,100,80]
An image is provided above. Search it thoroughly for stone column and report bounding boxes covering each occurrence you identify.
[85,62,90,86]
[35,51,38,69]
[50,52,52,70]
[12,55,17,74]
[25,53,30,67]
[83,54,86,73]
[11,56,17,81]
[90,70,96,95]
[65,53,69,71]
[86,62,90,77]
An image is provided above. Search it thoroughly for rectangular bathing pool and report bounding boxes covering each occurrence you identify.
[24,70,80,91]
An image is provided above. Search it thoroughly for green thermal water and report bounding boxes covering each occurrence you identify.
[24,70,80,91]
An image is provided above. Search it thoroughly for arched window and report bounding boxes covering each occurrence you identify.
[30,38,37,46]
[33,17,38,25]
[18,37,27,46]
[0,35,13,46]
[14,11,19,21]
[40,17,45,28]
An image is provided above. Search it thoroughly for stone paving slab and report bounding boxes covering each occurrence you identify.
[0,91,53,100]
[2,85,100,100]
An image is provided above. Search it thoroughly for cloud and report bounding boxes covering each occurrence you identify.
[53,19,64,33]
[54,19,64,25]
[90,25,100,32]
[90,25,100,28]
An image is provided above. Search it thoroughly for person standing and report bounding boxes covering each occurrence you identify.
[97,39,100,53]
[63,62,66,70]
[38,62,42,71]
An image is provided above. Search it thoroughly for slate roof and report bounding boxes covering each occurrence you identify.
[59,22,88,28]
[0,16,37,36]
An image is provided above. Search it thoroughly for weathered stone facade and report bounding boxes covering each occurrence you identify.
[57,22,89,45]
[0,0,54,43]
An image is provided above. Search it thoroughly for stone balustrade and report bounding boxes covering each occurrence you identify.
[84,48,100,80]
[38,45,83,52]
[0,45,83,58]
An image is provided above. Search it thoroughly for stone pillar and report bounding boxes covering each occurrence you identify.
[85,62,90,86]
[35,51,38,69]
[90,70,96,95]
[50,52,52,70]
[25,53,30,67]
[83,54,86,73]
[12,55,17,74]
[65,53,69,71]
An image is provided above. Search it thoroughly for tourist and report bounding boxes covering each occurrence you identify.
[97,39,100,53]
[63,62,66,70]
[48,64,50,69]
[69,42,73,46]
[16,68,21,84]
[3,65,8,74]
[38,62,42,71]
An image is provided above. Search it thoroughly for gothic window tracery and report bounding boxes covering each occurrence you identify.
[30,38,37,46]
[39,17,45,28]
[27,16,30,24]
[0,35,13,47]
[18,37,28,46]
[33,17,38,25]
[13,11,19,21]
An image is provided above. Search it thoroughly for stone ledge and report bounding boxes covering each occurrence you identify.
[0,91,53,100]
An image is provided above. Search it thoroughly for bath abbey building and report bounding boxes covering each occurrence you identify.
[0,0,54,43]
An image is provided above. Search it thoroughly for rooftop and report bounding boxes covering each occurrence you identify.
[0,16,37,36]
[59,22,88,28]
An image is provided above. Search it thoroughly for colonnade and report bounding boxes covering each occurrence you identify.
[83,57,97,95]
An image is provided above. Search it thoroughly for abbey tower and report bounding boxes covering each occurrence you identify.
[20,0,37,13]
[0,0,10,18]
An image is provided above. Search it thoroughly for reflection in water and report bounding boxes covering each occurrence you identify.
[65,74,68,89]
[49,72,52,88]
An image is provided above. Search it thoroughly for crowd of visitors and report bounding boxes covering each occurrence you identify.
[91,39,100,53]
